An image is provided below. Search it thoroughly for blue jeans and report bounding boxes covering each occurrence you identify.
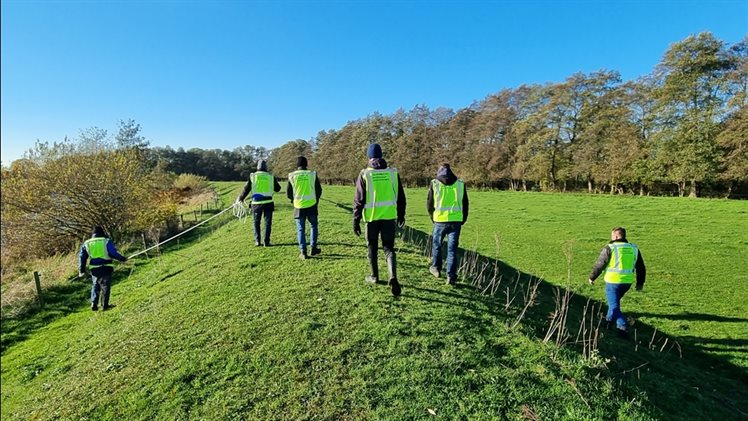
[252,206,273,245]
[295,213,318,251]
[91,273,112,308]
[605,282,632,330]
[431,222,462,279]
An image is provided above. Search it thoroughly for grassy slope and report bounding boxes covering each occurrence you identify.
[1,183,745,419]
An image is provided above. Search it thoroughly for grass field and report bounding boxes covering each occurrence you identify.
[404,188,748,368]
[1,182,746,419]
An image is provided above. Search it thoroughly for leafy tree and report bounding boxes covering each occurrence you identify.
[115,119,149,149]
[1,141,171,263]
[653,32,732,197]
[267,139,314,178]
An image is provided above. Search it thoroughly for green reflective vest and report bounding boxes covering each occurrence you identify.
[250,171,275,204]
[604,242,639,284]
[84,237,113,269]
[288,170,317,209]
[362,168,398,222]
[432,179,464,222]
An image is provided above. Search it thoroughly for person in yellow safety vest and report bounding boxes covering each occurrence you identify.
[588,227,647,339]
[353,143,406,297]
[237,160,281,247]
[287,156,323,260]
[426,163,469,285]
[78,226,127,311]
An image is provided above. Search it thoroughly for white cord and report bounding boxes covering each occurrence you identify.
[232,200,249,224]
[128,204,236,259]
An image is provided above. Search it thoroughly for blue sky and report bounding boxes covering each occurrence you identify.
[2,0,746,165]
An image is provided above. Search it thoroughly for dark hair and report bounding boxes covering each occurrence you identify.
[92,226,106,237]
[612,227,626,239]
[441,163,451,169]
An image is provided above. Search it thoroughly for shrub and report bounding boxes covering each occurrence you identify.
[173,173,209,194]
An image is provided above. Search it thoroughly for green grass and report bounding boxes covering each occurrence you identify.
[404,189,748,368]
[1,184,746,419]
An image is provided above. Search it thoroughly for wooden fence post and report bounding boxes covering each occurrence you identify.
[33,271,44,308]
[200,204,203,217]
[193,210,198,221]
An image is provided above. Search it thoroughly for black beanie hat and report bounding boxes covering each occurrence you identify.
[367,143,382,159]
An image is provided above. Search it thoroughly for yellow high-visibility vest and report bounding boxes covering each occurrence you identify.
[361,168,398,222]
[604,243,639,284]
[250,171,275,204]
[84,237,113,269]
[288,170,317,209]
[432,179,464,222]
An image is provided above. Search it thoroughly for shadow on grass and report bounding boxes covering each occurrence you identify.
[325,199,748,417]
[1,281,89,354]
[1,211,236,356]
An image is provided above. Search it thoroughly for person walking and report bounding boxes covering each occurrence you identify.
[588,227,646,338]
[78,226,127,311]
[353,143,406,297]
[287,156,323,260]
[237,160,281,247]
[427,163,469,285]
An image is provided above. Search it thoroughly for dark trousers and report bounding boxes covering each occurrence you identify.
[252,205,273,245]
[431,222,462,279]
[366,219,397,281]
[295,213,318,251]
[91,273,112,308]
[605,282,632,330]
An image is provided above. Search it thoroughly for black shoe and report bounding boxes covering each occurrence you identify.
[299,252,308,260]
[365,275,378,284]
[616,328,629,339]
[91,305,98,311]
[310,246,321,256]
[389,278,401,297]
[264,241,272,247]
[103,304,116,311]
[605,320,613,330]
[255,241,261,247]
[446,277,456,286]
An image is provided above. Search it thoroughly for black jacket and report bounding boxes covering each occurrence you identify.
[353,158,406,223]
[589,239,646,288]
[286,167,323,218]
[426,166,469,224]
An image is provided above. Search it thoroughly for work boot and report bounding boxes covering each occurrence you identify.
[605,319,613,330]
[385,252,397,282]
[264,241,272,247]
[429,266,440,278]
[389,278,401,297]
[103,304,116,311]
[616,328,629,339]
[299,251,308,260]
[91,304,98,311]
[310,246,321,256]
[365,275,378,284]
[446,276,456,286]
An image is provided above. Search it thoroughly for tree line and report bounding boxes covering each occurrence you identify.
[269,32,745,198]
